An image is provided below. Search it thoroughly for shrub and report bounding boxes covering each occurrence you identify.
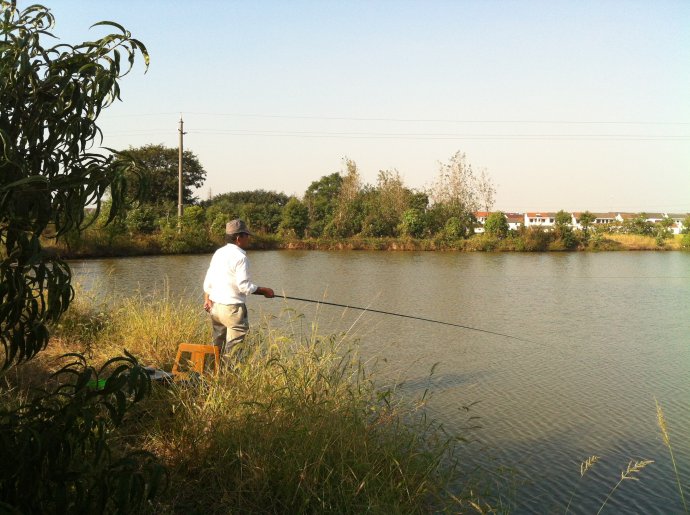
[522,227,552,251]
[398,208,426,238]
[484,212,509,239]
[681,233,690,249]
[0,354,166,513]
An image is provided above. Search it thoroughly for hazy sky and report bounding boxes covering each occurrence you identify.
[37,1,689,213]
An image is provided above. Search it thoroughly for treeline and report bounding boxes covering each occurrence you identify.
[53,148,690,256]
[54,151,498,254]
[201,152,497,240]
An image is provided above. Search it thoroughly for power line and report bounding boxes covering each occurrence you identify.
[186,129,688,141]
[183,112,690,126]
[102,111,690,126]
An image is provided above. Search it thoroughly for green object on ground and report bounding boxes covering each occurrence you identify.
[87,379,107,390]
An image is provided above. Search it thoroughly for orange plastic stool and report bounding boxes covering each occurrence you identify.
[172,343,221,380]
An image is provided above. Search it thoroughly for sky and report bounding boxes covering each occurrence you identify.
[29,0,690,213]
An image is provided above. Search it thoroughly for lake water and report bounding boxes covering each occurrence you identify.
[70,250,690,513]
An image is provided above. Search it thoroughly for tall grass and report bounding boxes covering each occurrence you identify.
[605,233,681,250]
[656,398,688,513]
[46,289,494,513]
[596,459,655,514]
[565,398,690,514]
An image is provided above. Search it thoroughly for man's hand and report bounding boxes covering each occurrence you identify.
[255,287,275,298]
[203,298,213,312]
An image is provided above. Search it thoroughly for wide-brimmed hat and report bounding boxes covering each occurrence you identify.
[226,219,252,236]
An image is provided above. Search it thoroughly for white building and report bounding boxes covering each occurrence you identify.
[524,212,556,229]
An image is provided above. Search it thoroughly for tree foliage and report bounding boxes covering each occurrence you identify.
[326,159,363,238]
[476,168,497,213]
[484,212,509,239]
[577,211,595,243]
[399,208,426,238]
[429,151,483,238]
[622,214,654,236]
[0,354,166,513]
[553,209,577,248]
[204,190,289,234]
[279,197,309,238]
[555,210,571,227]
[0,3,164,510]
[120,144,206,205]
[361,170,411,237]
[303,172,342,237]
[0,1,148,367]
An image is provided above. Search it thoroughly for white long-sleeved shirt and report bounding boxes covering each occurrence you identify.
[203,244,258,304]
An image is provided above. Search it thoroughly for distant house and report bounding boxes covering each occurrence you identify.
[506,212,524,231]
[524,212,556,229]
[644,213,666,224]
[471,210,687,236]
[474,211,490,233]
[475,211,489,224]
[570,212,583,229]
[592,212,617,225]
[666,214,688,235]
[616,212,637,223]
[473,211,524,233]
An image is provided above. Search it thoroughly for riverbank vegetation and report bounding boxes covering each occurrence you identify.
[3,289,502,513]
[41,145,689,257]
[44,202,688,258]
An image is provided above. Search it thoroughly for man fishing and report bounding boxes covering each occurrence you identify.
[203,219,274,363]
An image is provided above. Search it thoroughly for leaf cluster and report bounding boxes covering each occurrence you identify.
[0,2,148,367]
[118,144,207,206]
[0,352,166,513]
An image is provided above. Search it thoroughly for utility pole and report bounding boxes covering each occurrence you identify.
[178,116,185,221]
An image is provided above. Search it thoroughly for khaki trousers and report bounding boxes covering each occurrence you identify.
[210,303,249,362]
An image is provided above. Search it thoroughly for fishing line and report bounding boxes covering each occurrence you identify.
[279,295,538,344]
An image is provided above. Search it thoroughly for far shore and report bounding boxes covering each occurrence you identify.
[43,232,686,260]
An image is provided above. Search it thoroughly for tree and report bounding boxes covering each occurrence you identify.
[0,3,163,510]
[484,212,509,239]
[656,217,674,239]
[555,210,572,228]
[554,209,577,248]
[302,173,342,237]
[429,151,486,238]
[623,214,654,236]
[408,191,429,212]
[1,2,148,366]
[578,211,595,243]
[204,190,289,234]
[361,169,411,237]
[120,143,206,205]
[476,168,496,212]
[399,208,426,238]
[326,159,363,238]
[278,197,309,238]
[440,214,477,240]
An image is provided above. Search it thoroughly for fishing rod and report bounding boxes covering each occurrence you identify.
[279,295,537,344]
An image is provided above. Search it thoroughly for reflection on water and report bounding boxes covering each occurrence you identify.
[70,250,690,513]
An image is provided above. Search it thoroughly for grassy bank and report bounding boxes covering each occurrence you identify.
[4,289,501,513]
[42,230,686,259]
